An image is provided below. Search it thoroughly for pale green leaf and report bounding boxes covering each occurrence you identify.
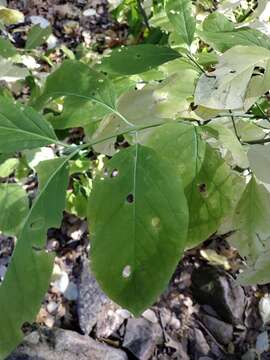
[195,46,270,110]
[248,144,270,184]
[205,124,249,168]
[146,122,234,248]
[0,6,24,25]
[165,0,196,46]
[0,158,19,177]
[0,56,28,82]
[0,96,58,153]
[231,176,270,263]
[25,24,52,50]
[0,184,28,236]
[199,13,270,52]
[0,157,69,359]
[99,44,181,75]
[88,144,189,315]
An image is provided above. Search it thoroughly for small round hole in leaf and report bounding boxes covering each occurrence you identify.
[198,183,207,193]
[122,265,131,278]
[126,193,134,203]
[135,53,142,59]
[111,169,119,178]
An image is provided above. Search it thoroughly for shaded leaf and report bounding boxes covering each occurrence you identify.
[88,144,188,315]
[99,44,181,75]
[0,38,16,58]
[248,144,270,184]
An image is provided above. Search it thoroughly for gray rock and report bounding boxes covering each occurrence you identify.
[192,265,246,324]
[192,328,210,356]
[123,318,163,360]
[9,329,127,360]
[201,314,233,345]
[77,258,108,334]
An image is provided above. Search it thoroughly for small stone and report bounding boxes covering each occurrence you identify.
[201,314,233,345]
[64,281,78,301]
[83,8,97,17]
[123,318,163,360]
[96,302,126,339]
[192,328,210,356]
[47,301,58,314]
[142,309,158,324]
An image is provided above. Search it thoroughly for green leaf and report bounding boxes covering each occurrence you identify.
[0,38,16,58]
[0,6,24,25]
[99,44,181,75]
[195,46,270,110]
[205,123,249,168]
[199,13,270,52]
[0,56,28,82]
[165,0,196,46]
[25,24,52,50]
[88,144,189,315]
[0,96,58,153]
[0,157,19,177]
[0,184,28,235]
[34,60,116,113]
[230,176,270,267]
[146,122,234,248]
[92,70,198,155]
[0,157,69,359]
[248,144,270,184]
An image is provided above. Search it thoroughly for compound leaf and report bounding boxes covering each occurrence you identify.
[0,157,69,359]
[88,144,189,316]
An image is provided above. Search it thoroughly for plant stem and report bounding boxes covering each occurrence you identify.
[230,112,242,143]
[137,0,150,30]
[185,53,206,74]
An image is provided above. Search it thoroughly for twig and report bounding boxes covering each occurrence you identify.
[136,0,150,30]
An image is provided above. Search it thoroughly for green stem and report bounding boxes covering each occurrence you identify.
[185,53,206,74]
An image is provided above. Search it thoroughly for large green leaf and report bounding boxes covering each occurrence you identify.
[146,122,234,247]
[0,96,57,153]
[88,144,189,316]
[0,184,28,236]
[0,157,69,359]
[99,44,181,75]
[199,13,270,52]
[195,46,270,110]
[165,0,196,46]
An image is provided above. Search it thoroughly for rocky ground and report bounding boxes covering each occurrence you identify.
[2,0,270,359]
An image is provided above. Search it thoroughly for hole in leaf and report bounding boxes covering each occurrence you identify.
[122,265,131,278]
[30,218,45,230]
[230,70,236,74]
[198,183,207,193]
[135,53,142,59]
[111,169,119,178]
[126,193,134,203]
[151,217,160,229]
